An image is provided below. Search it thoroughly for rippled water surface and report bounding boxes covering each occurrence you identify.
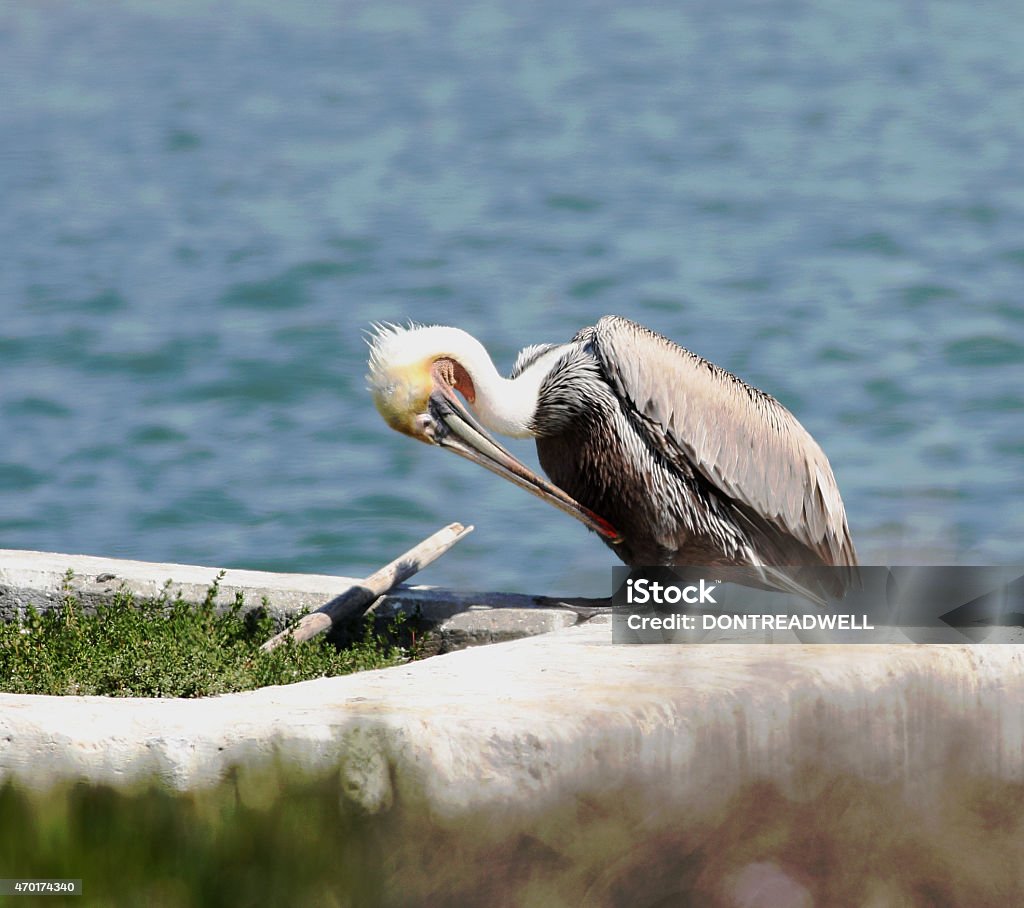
[2,1,1022,595]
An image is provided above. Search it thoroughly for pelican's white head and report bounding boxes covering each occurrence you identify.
[366,323,483,443]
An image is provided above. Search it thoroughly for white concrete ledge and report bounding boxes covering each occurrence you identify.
[0,548,582,650]
[3,549,1024,904]
[2,628,1024,904]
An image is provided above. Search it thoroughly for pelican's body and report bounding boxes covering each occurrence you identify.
[368,316,857,601]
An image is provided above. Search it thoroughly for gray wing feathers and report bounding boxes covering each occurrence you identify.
[592,316,856,565]
[510,343,561,379]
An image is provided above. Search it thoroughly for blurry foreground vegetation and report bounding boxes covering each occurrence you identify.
[0,765,383,907]
[0,576,412,903]
[0,571,408,696]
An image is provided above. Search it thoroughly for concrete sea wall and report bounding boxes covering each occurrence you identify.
[1,549,1023,906]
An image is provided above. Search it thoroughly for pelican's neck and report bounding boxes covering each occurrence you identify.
[368,323,561,439]
[455,339,561,440]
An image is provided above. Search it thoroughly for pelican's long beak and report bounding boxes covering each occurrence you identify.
[426,385,623,544]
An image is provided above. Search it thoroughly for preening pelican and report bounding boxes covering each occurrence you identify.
[367,315,857,601]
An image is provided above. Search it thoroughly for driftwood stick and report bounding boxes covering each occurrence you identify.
[260,522,474,653]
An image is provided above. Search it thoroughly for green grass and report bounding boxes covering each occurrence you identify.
[0,571,408,697]
[0,766,383,907]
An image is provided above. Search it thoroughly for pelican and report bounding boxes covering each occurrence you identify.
[367,315,857,602]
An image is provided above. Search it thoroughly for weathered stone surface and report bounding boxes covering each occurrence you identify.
[0,548,341,626]
[4,549,1024,904]
[433,605,578,651]
[2,625,1024,905]
[0,548,590,645]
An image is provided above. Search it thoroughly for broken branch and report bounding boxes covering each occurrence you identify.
[260,522,473,653]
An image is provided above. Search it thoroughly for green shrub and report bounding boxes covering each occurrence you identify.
[0,572,406,697]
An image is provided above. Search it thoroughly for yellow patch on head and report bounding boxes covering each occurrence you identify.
[366,321,482,442]
[368,360,434,441]
[366,323,440,442]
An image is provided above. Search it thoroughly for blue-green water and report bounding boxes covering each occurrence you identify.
[2,1,1022,596]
